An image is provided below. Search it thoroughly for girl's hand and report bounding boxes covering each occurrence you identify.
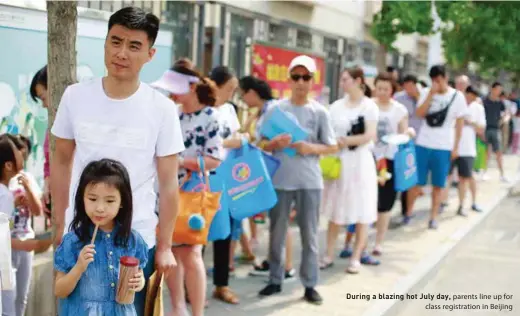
[76,244,95,272]
[14,193,27,207]
[17,173,30,190]
[128,270,145,292]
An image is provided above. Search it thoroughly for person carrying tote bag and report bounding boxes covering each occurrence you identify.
[170,156,222,245]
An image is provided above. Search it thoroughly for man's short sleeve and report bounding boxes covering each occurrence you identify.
[51,86,75,139]
[317,107,337,146]
[417,88,429,107]
[156,99,185,157]
[454,91,469,118]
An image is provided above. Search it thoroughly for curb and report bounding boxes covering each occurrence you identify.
[362,179,518,316]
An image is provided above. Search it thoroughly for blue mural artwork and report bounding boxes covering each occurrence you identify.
[0,10,172,186]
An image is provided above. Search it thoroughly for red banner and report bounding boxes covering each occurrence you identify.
[251,43,325,100]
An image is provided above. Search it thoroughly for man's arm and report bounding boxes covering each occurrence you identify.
[416,89,435,118]
[452,117,464,158]
[50,137,75,245]
[156,154,180,252]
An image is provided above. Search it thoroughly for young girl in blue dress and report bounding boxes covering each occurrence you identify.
[54,159,148,316]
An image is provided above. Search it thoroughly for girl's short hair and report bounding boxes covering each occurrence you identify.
[70,159,134,247]
[239,76,273,101]
[171,59,218,106]
[374,72,398,95]
[30,65,47,102]
[0,134,16,178]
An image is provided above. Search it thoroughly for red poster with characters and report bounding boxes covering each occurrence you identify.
[251,43,325,100]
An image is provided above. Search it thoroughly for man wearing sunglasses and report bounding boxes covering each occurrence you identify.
[258,55,338,304]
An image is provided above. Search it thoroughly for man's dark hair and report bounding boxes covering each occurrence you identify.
[401,74,418,84]
[239,76,273,101]
[108,7,159,46]
[30,65,47,102]
[429,65,446,79]
[466,85,479,96]
[492,82,502,89]
[387,66,396,73]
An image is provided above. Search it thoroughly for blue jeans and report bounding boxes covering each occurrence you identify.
[134,247,156,316]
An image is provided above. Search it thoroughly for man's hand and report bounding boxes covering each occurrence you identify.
[271,134,292,150]
[155,246,177,276]
[451,148,459,161]
[14,193,26,208]
[53,222,65,247]
[337,136,348,149]
[430,81,441,94]
[290,141,316,155]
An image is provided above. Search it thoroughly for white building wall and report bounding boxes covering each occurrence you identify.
[218,0,366,40]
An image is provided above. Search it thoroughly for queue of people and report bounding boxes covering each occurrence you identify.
[1,5,517,316]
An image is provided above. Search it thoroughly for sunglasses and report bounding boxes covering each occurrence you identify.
[290,74,313,82]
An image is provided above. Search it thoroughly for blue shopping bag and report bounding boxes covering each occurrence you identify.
[260,106,308,157]
[182,170,230,241]
[217,141,278,221]
[230,143,281,178]
[393,141,418,192]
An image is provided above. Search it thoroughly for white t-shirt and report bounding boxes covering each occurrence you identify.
[373,100,409,160]
[51,78,185,248]
[329,96,379,152]
[458,101,486,157]
[0,183,14,218]
[416,87,468,151]
[215,102,240,160]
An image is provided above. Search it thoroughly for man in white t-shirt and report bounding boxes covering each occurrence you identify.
[50,7,185,315]
[448,86,486,216]
[405,65,467,229]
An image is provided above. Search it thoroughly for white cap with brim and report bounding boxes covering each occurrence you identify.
[288,55,317,74]
[150,70,200,95]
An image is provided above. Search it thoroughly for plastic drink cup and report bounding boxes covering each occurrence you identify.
[116,256,140,304]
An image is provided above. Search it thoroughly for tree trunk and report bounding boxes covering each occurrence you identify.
[376,44,387,73]
[47,1,77,314]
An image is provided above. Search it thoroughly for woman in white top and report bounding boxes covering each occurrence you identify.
[372,73,411,256]
[320,67,379,274]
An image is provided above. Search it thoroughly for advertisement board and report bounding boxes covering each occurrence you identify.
[251,43,325,101]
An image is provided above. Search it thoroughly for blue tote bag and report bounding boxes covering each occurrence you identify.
[259,106,308,157]
[182,168,231,241]
[393,141,418,192]
[217,141,278,221]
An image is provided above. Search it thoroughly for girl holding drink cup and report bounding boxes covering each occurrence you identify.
[54,159,148,315]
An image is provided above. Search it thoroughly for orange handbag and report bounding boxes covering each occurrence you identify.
[162,157,222,245]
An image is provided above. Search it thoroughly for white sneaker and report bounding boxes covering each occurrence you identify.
[500,176,510,183]
[481,173,490,181]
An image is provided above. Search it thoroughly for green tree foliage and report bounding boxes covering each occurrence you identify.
[370,1,433,50]
[371,0,520,78]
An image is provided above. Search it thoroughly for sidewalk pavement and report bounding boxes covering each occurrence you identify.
[162,155,518,316]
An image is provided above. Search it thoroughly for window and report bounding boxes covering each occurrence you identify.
[269,23,289,45]
[324,37,338,54]
[362,42,375,64]
[296,29,312,50]
[345,40,359,63]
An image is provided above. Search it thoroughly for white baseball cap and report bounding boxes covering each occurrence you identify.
[288,55,317,74]
[150,70,199,95]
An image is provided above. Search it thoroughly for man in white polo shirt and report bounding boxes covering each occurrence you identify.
[50,7,184,315]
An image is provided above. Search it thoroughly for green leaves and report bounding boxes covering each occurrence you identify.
[371,1,520,76]
[371,2,433,50]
